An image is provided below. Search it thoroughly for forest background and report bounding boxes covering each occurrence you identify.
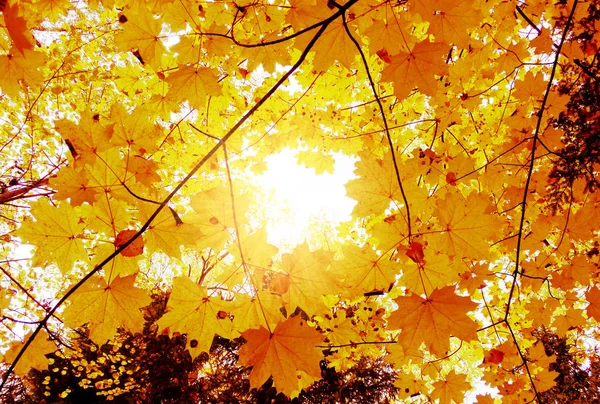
[0,0,599,402]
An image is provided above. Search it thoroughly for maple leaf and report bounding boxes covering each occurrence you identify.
[238,315,323,397]
[363,15,414,56]
[33,0,71,22]
[271,243,336,315]
[2,331,55,376]
[109,103,161,155]
[93,243,142,282]
[114,229,144,257]
[426,3,481,48]
[534,370,559,392]
[49,165,99,206]
[380,40,449,100]
[388,286,478,356]
[285,0,332,31]
[137,203,202,259]
[430,370,471,403]
[54,111,115,166]
[294,19,358,72]
[2,1,35,54]
[157,276,237,357]
[166,65,222,110]
[295,150,335,174]
[331,243,397,295]
[1,0,599,401]
[586,286,600,321]
[116,5,167,70]
[127,155,161,187]
[394,371,429,400]
[15,199,88,274]
[231,291,285,332]
[189,185,245,252]
[430,191,500,261]
[0,49,46,99]
[228,227,278,270]
[345,151,407,218]
[527,342,556,372]
[62,273,151,344]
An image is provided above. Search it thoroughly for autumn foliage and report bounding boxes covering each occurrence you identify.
[0,0,599,402]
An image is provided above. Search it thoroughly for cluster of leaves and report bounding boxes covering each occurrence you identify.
[11,293,397,403]
[0,0,600,402]
[534,327,600,403]
[547,0,600,206]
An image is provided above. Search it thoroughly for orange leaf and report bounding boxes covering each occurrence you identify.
[2,1,35,55]
[406,241,425,264]
[430,370,472,403]
[388,286,478,356]
[380,40,449,100]
[483,348,504,365]
[114,229,144,257]
[586,286,600,321]
[238,315,323,397]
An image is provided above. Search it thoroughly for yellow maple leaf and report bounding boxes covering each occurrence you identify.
[228,227,278,270]
[116,5,167,70]
[295,150,335,175]
[62,273,151,344]
[166,65,222,110]
[137,203,202,259]
[109,103,161,155]
[2,330,55,376]
[238,315,323,397]
[127,155,161,187]
[332,243,397,295]
[285,0,332,31]
[49,165,99,206]
[157,276,237,357]
[34,0,72,22]
[426,3,481,48]
[15,199,88,274]
[430,191,500,261]
[533,368,559,392]
[0,49,46,99]
[527,342,556,372]
[93,243,142,283]
[345,151,406,218]
[395,371,428,400]
[294,19,358,72]
[54,111,115,166]
[189,185,247,252]
[231,291,285,332]
[273,243,336,315]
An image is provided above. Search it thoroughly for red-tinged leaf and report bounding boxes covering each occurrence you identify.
[2,2,35,54]
[114,229,144,257]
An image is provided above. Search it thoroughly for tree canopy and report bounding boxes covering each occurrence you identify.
[0,0,599,402]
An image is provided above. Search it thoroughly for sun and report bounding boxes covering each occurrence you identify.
[252,149,356,249]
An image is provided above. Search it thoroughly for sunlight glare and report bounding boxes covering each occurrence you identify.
[255,150,356,248]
